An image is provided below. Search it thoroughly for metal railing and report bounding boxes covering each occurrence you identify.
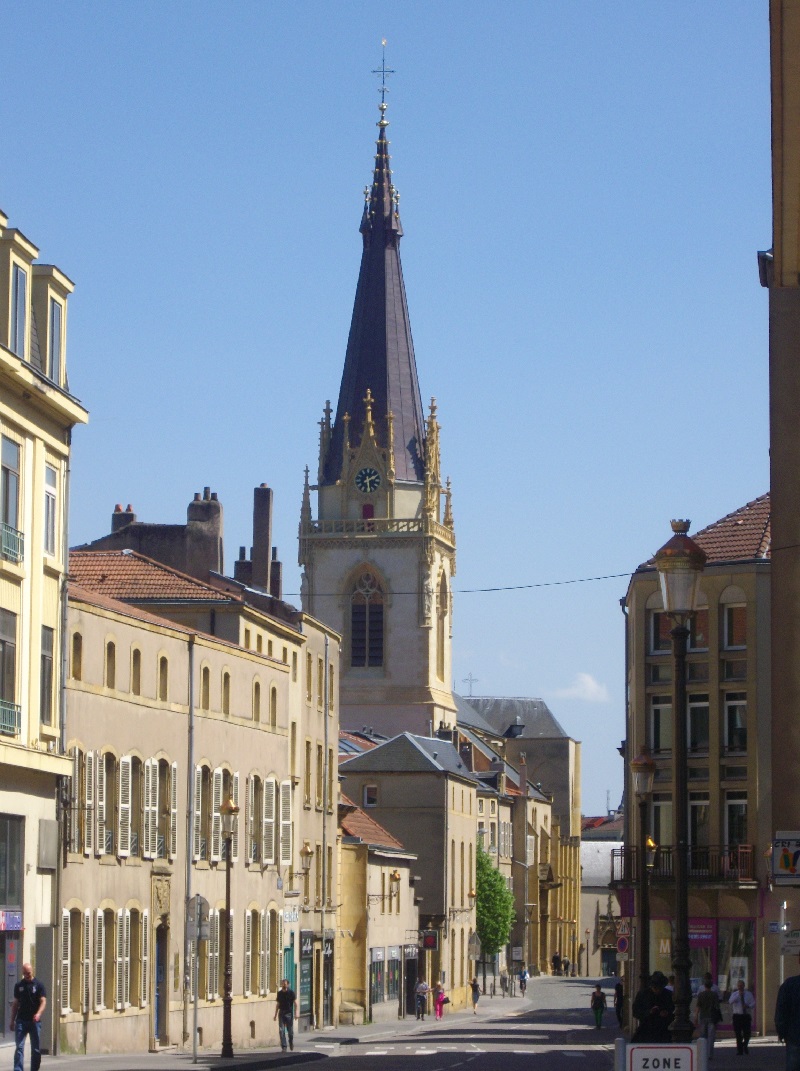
[0,700,21,736]
[301,516,456,547]
[0,522,23,564]
[611,844,755,884]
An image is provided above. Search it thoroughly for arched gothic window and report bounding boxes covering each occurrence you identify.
[350,572,384,668]
[436,572,448,681]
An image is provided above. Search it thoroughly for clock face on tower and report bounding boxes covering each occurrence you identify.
[355,467,381,494]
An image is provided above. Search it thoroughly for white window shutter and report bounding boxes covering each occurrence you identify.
[115,909,125,1009]
[118,756,132,858]
[169,761,178,860]
[149,758,160,859]
[211,768,223,863]
[96,753,106,856]
[244,911,252,996]
[60,909,71,1014]
[231,772,240,863]
[84,750,95,856]
[123,909,131,1007]
[81,910,91,1013]
[259,910,268,995]
[69,748,80,854]
[188,938,196,1002]
[279,780,292,866]
[247,776,255,863]
[208,911,219,1000]
[141,910,149,1006]
[142,760,153,859]
[193,766,202,861]
[263,778,276,865]
[94,910,105,1010]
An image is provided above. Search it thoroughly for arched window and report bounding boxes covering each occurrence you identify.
[158,657,168,702]
[71,632,82,681]
[222,671,231,716]
[201,666,210,710]
[269,686,277,729]
[131,649,141,696]
[351,572,384,668]
[253,681,261,723]
[105,641,116,689]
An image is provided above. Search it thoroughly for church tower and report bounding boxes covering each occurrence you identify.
[299,98,457,737]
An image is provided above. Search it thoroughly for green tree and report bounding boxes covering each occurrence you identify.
[475,842,515,988]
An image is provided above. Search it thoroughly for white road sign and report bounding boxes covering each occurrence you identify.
[627,1044,695,1070]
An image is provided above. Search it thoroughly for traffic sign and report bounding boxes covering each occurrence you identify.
[616,952,629,962]
[627,1044,695,1070]
[186,894,210,941]
[617,919,631,936]
[617,936,629,955]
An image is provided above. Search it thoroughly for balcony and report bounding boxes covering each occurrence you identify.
[0,522,23,564]
[611,844,756,886]
[0,700,21,736]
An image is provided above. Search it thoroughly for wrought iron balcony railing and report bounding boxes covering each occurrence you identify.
[0,700,21,736]
[0,522,23,564]
[611,844,755,885]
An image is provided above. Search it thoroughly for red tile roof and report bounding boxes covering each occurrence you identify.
[69,583,196,634]
[339,794,405,851]
[69,550,233,603]
[638,493,770,572]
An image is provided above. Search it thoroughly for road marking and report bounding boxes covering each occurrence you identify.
[366,1050,389,1055]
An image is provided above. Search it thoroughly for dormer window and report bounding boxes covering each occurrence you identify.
[11,265,27,358]
[48,298,62,383]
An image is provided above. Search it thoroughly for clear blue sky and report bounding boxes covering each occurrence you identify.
[3,2,770,815]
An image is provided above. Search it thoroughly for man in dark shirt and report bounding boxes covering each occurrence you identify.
[632,971,674,1043]
[776,954,800,1070]
[273,977,297,1051]
[9,963,47,1071]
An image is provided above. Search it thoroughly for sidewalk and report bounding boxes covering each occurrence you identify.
[8,989,529,1070]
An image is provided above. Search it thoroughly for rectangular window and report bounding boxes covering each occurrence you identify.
[1,437,21,532]
[317,657,324,708]
[651,796,672,846]
[688,609,709,651]
[724,606,747,649]
[649,611,672,654]
[0,814,23,905]
[689,793,711,851]
[0,609,18,731]
[649,662,672,684]
[40,626,54,725]
[11,264,27,358]
[369,954,385,1005]
[688,693,710,752]
[306,653,312,702]
[304,740,312,807]
[726,791,748,848]
[724,692,747,752]
[315,744,324,808]
[48,298,62,382]
[386,956,400,1001]
[650,695,673,753]
[44,465,57,556]
[363,784,378,808]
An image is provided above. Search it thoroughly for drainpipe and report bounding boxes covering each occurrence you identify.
[182,634,196,1048]
[54,442,73,1052]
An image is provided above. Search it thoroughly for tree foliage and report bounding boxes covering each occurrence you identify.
[475,842,515,958]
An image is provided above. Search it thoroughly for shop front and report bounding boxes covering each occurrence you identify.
[298,930,313,1032]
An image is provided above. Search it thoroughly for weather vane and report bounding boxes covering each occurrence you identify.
[372,38,395,105]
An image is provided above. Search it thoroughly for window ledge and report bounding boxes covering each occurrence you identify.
[194,860,210,871]
[99,855,118,866]
[125,856,143,867]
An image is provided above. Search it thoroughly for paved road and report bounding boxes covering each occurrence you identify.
[5,976,789,1070]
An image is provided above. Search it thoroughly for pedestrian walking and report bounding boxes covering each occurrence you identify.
[632,971,674,1043]
[695,976,722,1060]
[273,978,297,1052]
[470,977,481,1014]
[434,982,447,1020]
[562,955,571,977]
[519,966,529,996]
[552,951,562,976]
[729,979,755,1056]
[415,978,430,1020]
[9,963,47,1071]
[614,981,624,1027]
[776,953,800,1070]
[591,984,607,1028]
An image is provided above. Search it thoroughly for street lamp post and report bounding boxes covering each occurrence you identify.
[220,796,240,1059]
[654,519,706,1044]
[630,749,657,987]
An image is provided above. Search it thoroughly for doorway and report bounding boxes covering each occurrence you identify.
[154,924,169,1045]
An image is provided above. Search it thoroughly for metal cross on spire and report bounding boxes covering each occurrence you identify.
[462,673,479,697]
[372,38,395,105]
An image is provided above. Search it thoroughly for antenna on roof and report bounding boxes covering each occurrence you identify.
[606,789,611,816]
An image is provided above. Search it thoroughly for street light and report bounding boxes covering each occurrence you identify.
[630,748,657,987]
[220,795,240,1059]
[654,519,706,1044]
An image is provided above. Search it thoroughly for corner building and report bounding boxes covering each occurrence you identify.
[299,100,457,738]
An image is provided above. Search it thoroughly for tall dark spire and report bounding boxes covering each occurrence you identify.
[322,101,426,484]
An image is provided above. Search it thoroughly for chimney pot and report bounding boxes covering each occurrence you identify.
[239,546,246,561]
[114,504,123,512]
[203,486,211,500]
[210,492,218,502]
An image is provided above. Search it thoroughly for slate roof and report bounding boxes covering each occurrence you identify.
[454,693,498,734]
[637,494,771,573]
[339,794,407,851]
[340,732,479,782]
[69,549,233,604]
[581,840,617,888]
[322,105,426,485]
[462,697,569,739]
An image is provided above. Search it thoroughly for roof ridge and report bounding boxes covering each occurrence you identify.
[693,492,770,539]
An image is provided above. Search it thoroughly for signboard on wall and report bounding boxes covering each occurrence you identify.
[773,834,800,885]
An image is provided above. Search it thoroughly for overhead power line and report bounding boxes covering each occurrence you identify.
[284,571,632,599]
